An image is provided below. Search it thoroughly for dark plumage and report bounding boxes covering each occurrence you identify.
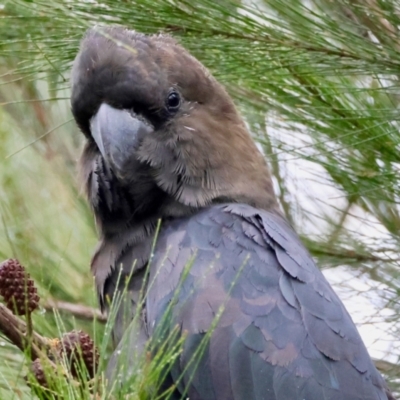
[71,26,394,399]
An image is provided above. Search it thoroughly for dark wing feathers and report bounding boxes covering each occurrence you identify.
[144,203,389,399]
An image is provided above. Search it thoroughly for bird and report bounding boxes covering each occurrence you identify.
[71,26,395,400]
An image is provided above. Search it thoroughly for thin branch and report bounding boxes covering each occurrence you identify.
[0,303,49,361]
[304,239,397,263]
[373,358,400,376]
[327,198,354,244]
[44,299,107,323]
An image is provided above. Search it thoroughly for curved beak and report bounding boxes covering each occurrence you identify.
[90,103,153,177]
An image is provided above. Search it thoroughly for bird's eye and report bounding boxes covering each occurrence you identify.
[166,91,181,112]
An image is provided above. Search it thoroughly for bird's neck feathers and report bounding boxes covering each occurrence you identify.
[154,115,280,214]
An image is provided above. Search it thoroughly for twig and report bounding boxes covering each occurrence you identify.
[304,239,394,263]
[0,303,49,361]
[44,299,107,323]
[373,358,400,376]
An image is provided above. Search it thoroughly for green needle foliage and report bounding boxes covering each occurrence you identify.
[0,0,399,397]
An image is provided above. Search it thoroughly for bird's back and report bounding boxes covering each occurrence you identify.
[114,203,391,400]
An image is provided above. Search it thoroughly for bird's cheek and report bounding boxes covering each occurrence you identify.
[90,103,153,181]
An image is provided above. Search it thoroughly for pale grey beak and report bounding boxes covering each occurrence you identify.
[90,103,153,178]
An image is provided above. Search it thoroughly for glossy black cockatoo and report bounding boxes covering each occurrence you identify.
[71,26,394,400]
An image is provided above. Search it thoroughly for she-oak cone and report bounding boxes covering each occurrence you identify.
[0,259,40,315]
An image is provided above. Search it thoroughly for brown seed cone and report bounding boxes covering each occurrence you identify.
[30,358,50,388]
[0,259,40,315]
[58,330,99,378]
[27,358,64,400]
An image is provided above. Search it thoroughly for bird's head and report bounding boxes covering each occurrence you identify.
[71,26,279,225]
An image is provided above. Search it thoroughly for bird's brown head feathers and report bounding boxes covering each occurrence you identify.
[71,26,279,233]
